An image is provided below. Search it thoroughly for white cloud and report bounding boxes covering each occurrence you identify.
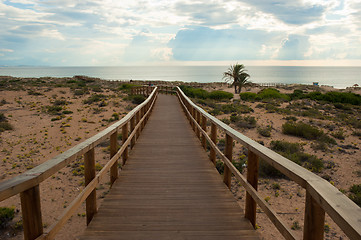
[0,0,360,66]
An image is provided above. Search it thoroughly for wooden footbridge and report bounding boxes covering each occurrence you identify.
[0,86,360,240]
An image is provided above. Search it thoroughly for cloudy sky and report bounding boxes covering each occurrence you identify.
[1,0,361,66]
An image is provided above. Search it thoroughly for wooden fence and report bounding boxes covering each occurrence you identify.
[176,86,361,240]
[0,87,158,240]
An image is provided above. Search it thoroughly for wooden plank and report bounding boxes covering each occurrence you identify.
[201,115,207,149]
[78,94,258,240]
[245,150,259,228]
[303,191,325,240]
[210,122,217,165]
[122,123,128,165]
[84,148,96,225]
[224,134,232,188]
[110,131,118,186]
[20,185,43,240]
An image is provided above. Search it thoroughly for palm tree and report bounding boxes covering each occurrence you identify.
[223,64,250,94]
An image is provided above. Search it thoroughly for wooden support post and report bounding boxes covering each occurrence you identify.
[303,191,325,240]
[84,148,96,225]
[224,134,232,188]
[196,111,200,139]
[201,115,207,149]
[136,111,140,140]
[245,150,259,228]
[122,123,129,165]
[130,116,136,149]
[141,107,145,130]
[20,185,43,240]
[110,131,118,186]
[210,122,217,165]
[191,108,196,131]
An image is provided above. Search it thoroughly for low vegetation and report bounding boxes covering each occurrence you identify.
[0,113,13,132]
[0,207,15,229]
[259,140,324,177]
[349,184,361,207]
[180,85,233,100]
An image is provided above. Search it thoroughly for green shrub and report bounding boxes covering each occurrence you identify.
[239,92,257,101]
[83,94,107,104]
[257,88,290,101]
[230,114,256,129]
[47,105,63,114]
[282,121,323,140]
[119,83,136,90]
[257,125,272,137]
[53,100,67,106]
[349,184,361,207]
[334,103,352,111]
[331,130,345,140]
[289,89,304,100]
[268,140,324,175]
[220,103,253,114]
[270,140,300,154]
[259,159,284,178]
[0,122,13,132]
[0,113,5,122]
[208,90,233,100]
[305,91,361,105]
[131,95,146,104]
[0,207,15,229]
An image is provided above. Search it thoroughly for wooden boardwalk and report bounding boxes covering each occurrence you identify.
[78,94,259,240]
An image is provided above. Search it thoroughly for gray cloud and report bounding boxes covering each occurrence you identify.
[239,0,325,25]
[173,2,239,26]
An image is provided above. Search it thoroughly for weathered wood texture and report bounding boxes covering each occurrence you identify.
[78,94,259,240]
[176,87,361,240]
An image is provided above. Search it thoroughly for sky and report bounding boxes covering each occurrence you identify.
[1,0,361,66]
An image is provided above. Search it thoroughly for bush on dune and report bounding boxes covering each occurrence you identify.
[180,85,233,100]
[240,88,290,101]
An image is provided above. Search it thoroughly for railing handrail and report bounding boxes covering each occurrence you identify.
[176,86,361,240]
[0,87,158,240]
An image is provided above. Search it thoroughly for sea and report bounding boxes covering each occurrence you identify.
[0,66,360,89]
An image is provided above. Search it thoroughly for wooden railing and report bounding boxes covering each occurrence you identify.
[130,86,154,96]
[0,87,158,240]
[176,87,361,240]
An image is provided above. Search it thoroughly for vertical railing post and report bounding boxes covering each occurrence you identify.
[201,115,207,149]
[110,131,118,185]
[196,111,200,139]
[130,116,136,149]
[122,123,129,165]
[303,191,325,240]
[245,150,259,228]
[224,134,232,188]
[20,185,43,240]
[136,111,140,140]
[191,107,196,131]
[84,148,96,225]
[210,122,217,165]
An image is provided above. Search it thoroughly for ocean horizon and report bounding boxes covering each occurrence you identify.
[1,66,360,89]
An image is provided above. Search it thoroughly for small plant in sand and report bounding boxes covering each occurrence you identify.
[331,129,346,140]
[348,184,361,207]
[257,125,272,137]
[0,207,15,229]
[0,113,13,132]
[291,221,301,230]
